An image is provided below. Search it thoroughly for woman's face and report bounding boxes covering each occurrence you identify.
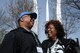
[47,24,57,40]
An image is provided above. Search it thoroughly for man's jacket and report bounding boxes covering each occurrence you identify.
[0,27,40,53]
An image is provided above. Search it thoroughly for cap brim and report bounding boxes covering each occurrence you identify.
[28,13,37,19]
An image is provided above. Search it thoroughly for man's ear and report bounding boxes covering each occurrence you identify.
[20,18,23,22]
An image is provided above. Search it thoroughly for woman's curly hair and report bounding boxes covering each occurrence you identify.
[45,20,65,39]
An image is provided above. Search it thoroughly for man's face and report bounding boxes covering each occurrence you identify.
[21,15,35,29]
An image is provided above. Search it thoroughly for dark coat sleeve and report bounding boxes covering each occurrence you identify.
[64,39,78,53]
[42,40,49,53]
[0,31,15,53]
[69,39,78,53]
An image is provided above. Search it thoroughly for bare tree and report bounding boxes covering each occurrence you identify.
[7,0,35,28]
[61,0,80,38]
[0,8,7,44]
[0,9,5,27]
[65,0,80,10]
[49,0,80,38]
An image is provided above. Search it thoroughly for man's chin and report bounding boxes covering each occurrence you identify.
[29,27,33,29]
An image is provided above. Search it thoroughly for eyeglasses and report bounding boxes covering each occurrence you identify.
[30,18,35,22]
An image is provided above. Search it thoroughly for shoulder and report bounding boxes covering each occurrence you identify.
[62,39,78,53]
[1,29,17,44]
[42,39,50,48]
[7,28,22,35]
[67,39,77,47]
[4,28,19,39]
[42,39,50,47]
[6,29,17,35]
[62,38,77,47]
[42,39,49,44]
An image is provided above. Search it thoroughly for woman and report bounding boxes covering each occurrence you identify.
[42,20,78,53]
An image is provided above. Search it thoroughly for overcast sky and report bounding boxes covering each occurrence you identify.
[0,0,7,9]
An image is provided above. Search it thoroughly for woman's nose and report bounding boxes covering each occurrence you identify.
[48,28,51,31]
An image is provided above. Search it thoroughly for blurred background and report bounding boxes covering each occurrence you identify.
[0,0,80,52]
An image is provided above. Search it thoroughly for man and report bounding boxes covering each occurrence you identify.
[0,12,42,53]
